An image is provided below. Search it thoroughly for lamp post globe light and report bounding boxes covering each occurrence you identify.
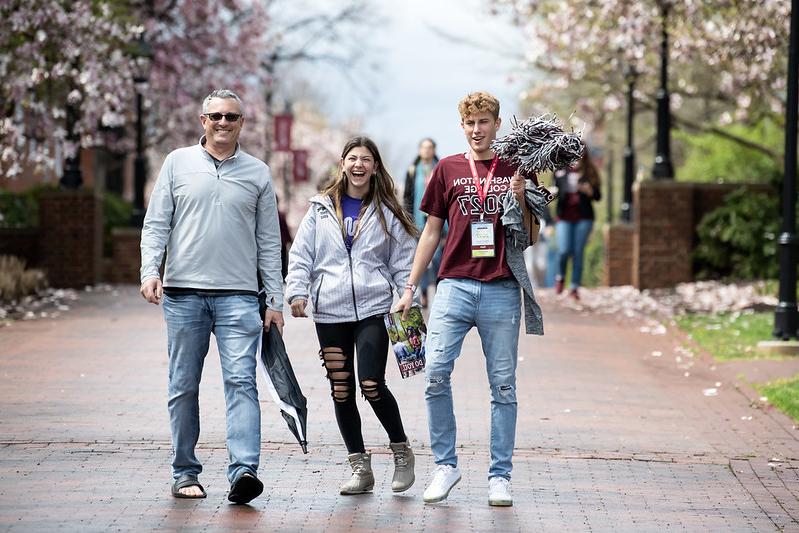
[773,0,799,340]
[131,34,153,227]
[60,83,83,189]
[652,0,674,180]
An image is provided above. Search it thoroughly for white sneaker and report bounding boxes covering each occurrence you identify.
[423,465,462,503]
[488,476,513,506]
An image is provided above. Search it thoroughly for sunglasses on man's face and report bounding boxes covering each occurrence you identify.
[203,112,242,122]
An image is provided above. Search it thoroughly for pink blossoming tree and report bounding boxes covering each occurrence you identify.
[490,0,791,162]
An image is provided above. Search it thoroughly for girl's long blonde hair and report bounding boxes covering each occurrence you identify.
[321,136,419,241]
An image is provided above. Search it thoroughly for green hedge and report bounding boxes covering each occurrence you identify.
[694,188,780,280]
[582,226,604,287]
[0,184,55,227]
[102,192,132,255]
[675,120,782,185]
[0,186,132,256]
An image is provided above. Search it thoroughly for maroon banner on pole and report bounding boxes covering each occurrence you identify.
[293,149,309,182]
[274,114,293,152]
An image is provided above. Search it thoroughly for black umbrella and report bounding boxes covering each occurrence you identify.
[258,293,308,453]
[258,326,309,453]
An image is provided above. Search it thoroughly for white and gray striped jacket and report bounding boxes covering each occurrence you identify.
[285,194,417,323]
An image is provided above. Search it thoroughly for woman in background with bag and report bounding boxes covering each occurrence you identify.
[553,147,601,300]
[403,138,441,307]
[285,136,419,495]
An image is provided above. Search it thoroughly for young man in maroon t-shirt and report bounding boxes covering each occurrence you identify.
[396,92,532,507]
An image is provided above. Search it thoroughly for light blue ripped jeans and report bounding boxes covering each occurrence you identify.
[424,277,521,480]
[162,293,262,483]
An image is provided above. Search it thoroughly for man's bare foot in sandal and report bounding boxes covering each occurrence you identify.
[172,475,207,499]
[178,485,204,497]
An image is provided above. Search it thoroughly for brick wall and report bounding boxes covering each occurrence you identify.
[603,224,634,286]
[108,227,141,284]
[632,181,695,289]
[0,228,39,267]
[38,190,103,288]
[603,181,773,290]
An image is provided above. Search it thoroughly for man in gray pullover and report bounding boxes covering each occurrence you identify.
[140,89,284,504]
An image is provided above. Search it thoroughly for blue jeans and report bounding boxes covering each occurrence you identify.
[424,278,521,480]
[556,219,594,288]
[162,293,262,483]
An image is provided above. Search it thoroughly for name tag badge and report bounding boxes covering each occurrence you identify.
[471,220,495,258]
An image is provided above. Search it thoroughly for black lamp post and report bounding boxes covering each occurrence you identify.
[652,0,674,180]
[621,65,637,222]
[773,0,799,340]
[262,51,278,165]
[60,88,83,189]
[131,34,153,227]
[282,100,294,207]
[606,146,613,223]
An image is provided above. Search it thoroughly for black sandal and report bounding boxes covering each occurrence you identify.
[172,475,207,499]
[228,472,263,504]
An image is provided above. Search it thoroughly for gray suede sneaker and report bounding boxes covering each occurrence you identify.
[340,452,374,495]
[388,441,415,492]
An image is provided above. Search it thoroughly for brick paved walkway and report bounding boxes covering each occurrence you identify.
[1,286,798,532]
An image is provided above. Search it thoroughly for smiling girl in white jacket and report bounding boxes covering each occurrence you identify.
[286,136,419,496]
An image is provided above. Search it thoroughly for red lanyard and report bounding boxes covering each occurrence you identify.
[467,152,499,209]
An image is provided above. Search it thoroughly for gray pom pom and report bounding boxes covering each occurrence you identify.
[491,114,584,176]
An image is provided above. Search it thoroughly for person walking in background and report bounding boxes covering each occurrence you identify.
[403,138,441,307]
[553,147,601,300]
[286,136,419,496]
[396,91,541,507]
[139,89,284,504]
[276,195,293,281]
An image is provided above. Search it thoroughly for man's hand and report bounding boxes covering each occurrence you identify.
[264,309,285,335]
[511,172,526,204]
[290,298,308,318]
[394,289,414,321]
[140,278,163,305]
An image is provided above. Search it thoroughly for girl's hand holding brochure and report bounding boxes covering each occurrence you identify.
[384,307,427,378]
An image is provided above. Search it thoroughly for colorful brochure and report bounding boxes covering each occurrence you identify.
[384,307,427,378]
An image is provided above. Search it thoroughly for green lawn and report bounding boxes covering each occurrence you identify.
[674,311,774,361]
[757,377,799,423]
[676,309,799,423]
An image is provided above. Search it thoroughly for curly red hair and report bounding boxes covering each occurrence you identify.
[458,92,500,120]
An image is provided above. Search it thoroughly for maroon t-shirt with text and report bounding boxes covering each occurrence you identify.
[420,153,536,282]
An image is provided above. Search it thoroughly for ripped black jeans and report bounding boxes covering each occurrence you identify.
[315,315,407,453]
